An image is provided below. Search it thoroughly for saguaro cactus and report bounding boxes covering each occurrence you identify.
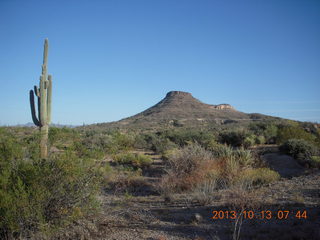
[29,39,52,159]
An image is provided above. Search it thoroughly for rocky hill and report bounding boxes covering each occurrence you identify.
[87,91,279,131]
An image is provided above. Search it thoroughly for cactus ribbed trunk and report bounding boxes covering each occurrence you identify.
[40,125,49,158]
[29,39,52,159]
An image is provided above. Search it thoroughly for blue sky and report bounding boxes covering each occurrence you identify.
[0,0,319,125]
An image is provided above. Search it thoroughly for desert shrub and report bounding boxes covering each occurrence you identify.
[48,127,77,145]
[159,142,278,205]
[159,144,216,194]
[133,134,149,149]
[214,147,254,182]
[243,134,256,148]
[113,153,152,168]
[162,148,179,160]
[224,155,241,181]
[111,132,135,151]
[152,137,177,154]
[164,129,216,148]
[219,130,255,148]
[135,133,156,150]
[263,124,278,143]
[0,134,23,165]
[234,147,255,166]
[310,156,320,168]
[203,144,257,188]
[219,130,245,147]
[166,143,214,176]
[211,144,255,168]
[0,149,102,238]
[0,128,43,161]
[277,126,316,144]
[280,139,318,160]
[21,132,41,160]
[193,179,220,205]
[81,131,135,154]
[109,174,151,196]
[138,130,216,153]
[136,132,177,154]
[72,141,105,159]
[255,135,266,145]
[249,122,278,144]
[73,131,137,159]
[212,143,234,158]
[235,168,280,186]
[79,131,135,155]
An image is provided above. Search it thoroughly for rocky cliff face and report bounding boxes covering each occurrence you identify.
[210,104,234,110]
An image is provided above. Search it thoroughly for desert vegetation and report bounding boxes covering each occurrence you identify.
[0,127,103,239]
[158,143,280,203]
[1,118,319,239]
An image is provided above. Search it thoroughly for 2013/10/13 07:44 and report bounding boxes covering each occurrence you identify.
[211,210,307,220]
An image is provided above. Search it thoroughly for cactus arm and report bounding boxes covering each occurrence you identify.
[29,90,40,126]
[47,75,52,124]
[34,85,40,97]
[33,84,41,123]
[38,98,41,126]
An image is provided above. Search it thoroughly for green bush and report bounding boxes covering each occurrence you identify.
[111,132,135,151]
[80,130,136,155]
[234,147,255,166]
[255,135,266,145]
[152,137,177,154]
[113,153,152,168]
[162,148,179,160]
[133,134,149,149]
[243,135,256,148]
[280,139,318,160]
[0,135,103,238]
[0,135,23,165]
[263,124,278,143]
[310,156,320,168]
[211,143,234,159]
[48,127,77,145]
[163,129,216,148]
[235,168,280,186]
[219,130,255,148]
[72,141,105,159]
[277,126,316,144]
[135,130,216,153]
[211,144,255,168]
[249,123,278,144]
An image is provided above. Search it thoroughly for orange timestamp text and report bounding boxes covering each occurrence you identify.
[211,210,307,220]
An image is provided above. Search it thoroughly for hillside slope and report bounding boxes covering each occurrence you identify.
[85,91,279,130]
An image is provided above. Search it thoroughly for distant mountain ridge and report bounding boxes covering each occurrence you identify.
[90,91,278,130]
[10,123,78,128]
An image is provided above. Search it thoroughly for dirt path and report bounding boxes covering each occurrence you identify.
[261,153,306,178]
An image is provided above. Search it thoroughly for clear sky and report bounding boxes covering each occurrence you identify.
[0,0,319,125]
